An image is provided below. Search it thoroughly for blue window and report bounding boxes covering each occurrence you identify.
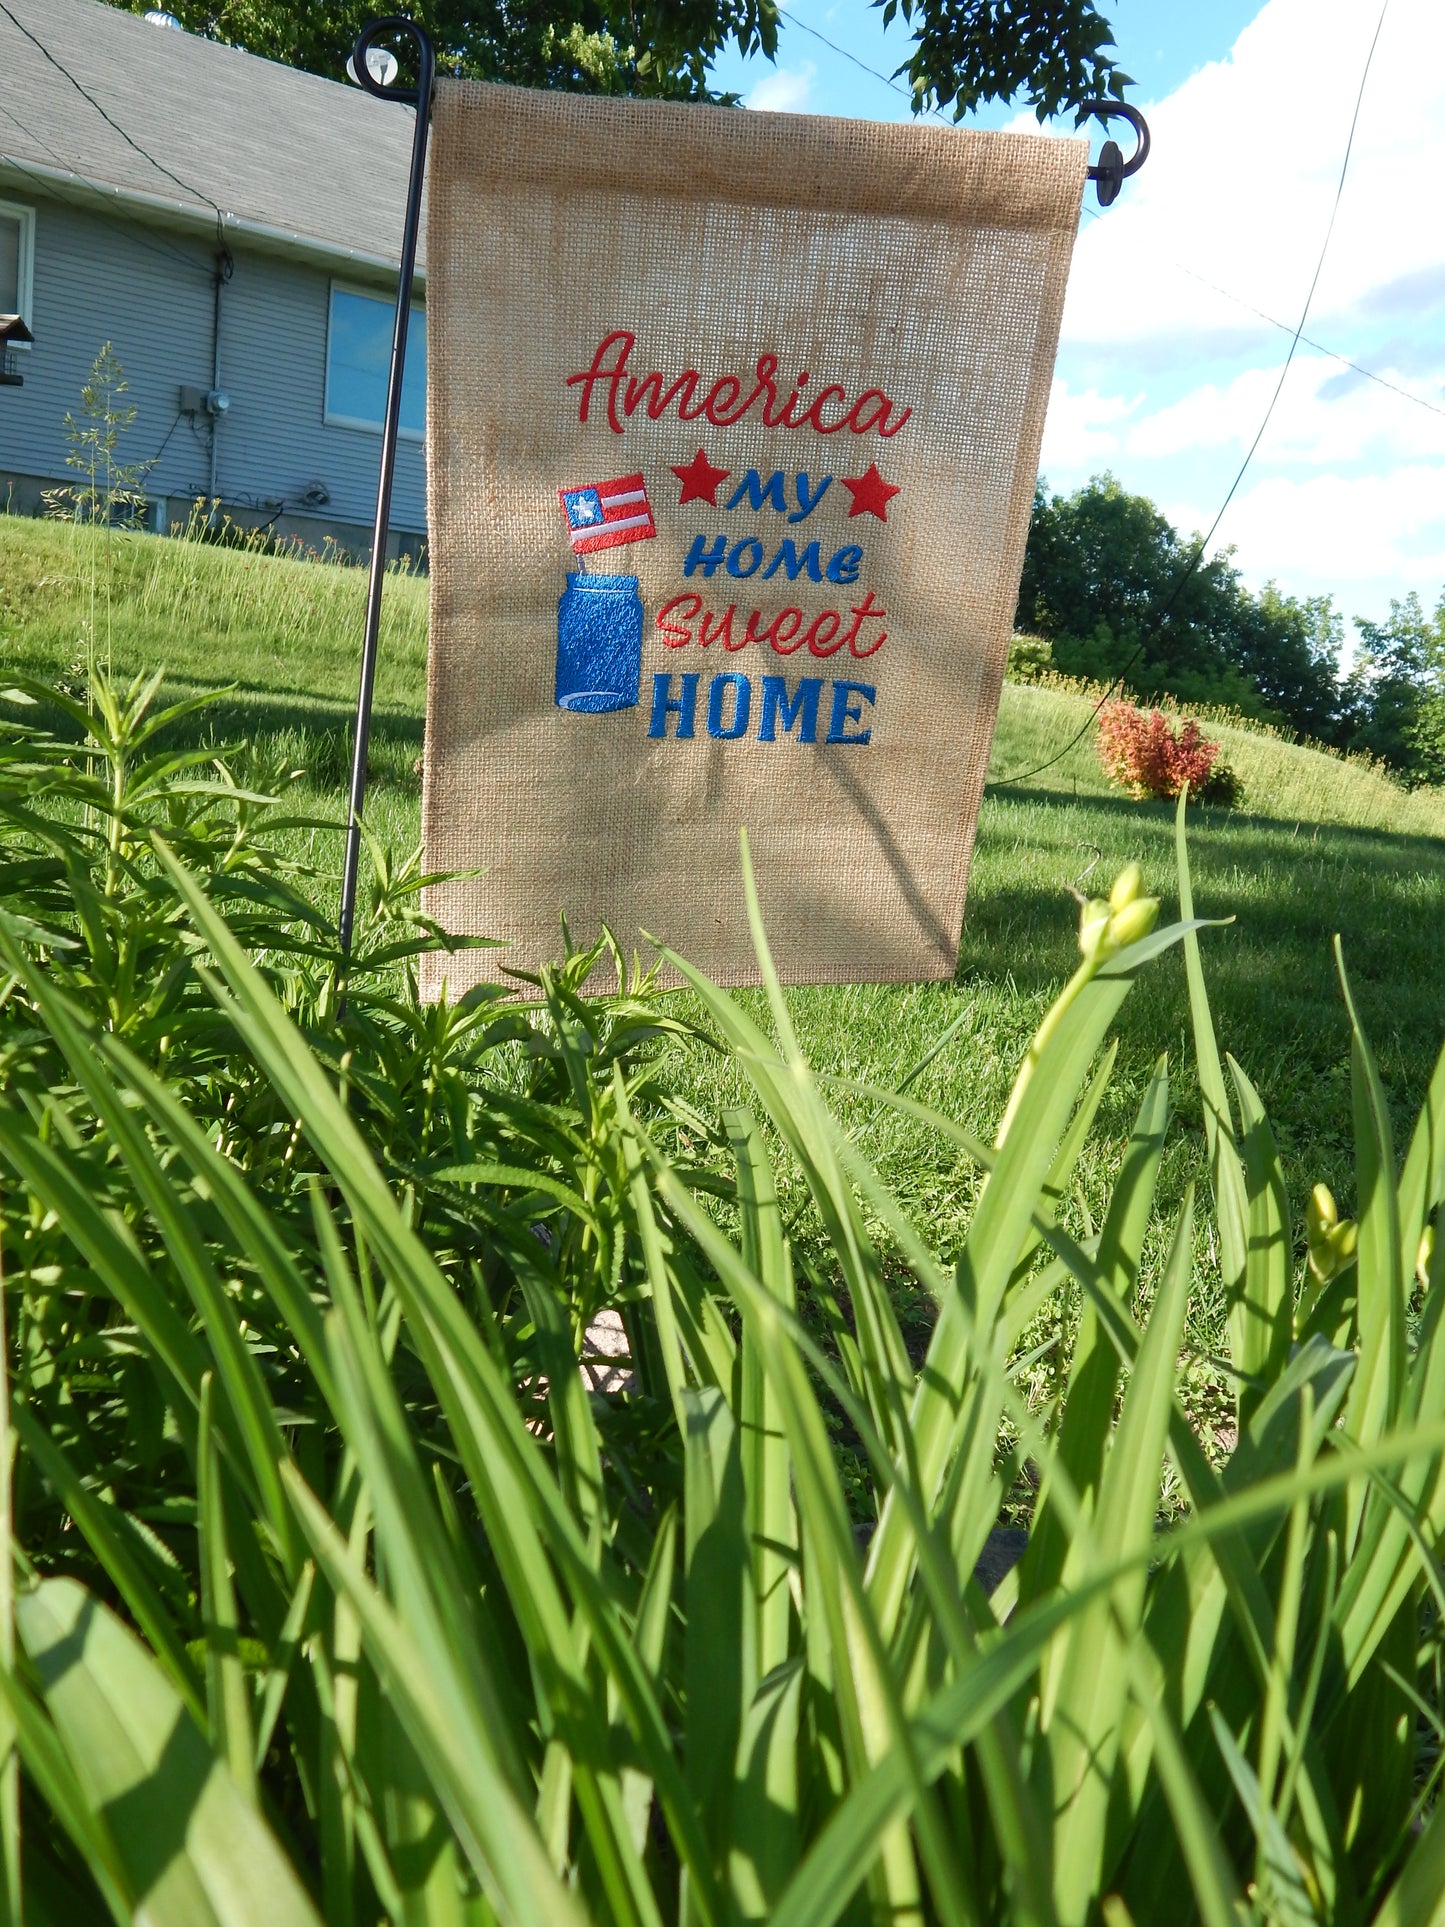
[325,283,425,438]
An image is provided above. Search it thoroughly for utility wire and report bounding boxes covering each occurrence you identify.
[145,409,184,474]
[1161,258,1445,424]
[774,3,1419,779]
[777,3,938,117]
[989,0,1393,787]
[0,0,224,224]
[1071,200,1445,426]
[0,105,216,281]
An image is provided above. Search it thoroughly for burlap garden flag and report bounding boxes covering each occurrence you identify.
[421,83,1087,995]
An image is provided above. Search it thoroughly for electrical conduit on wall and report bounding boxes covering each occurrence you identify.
[209,242,232,501]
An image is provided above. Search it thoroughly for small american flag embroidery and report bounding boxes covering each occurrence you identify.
[558,474,657,554]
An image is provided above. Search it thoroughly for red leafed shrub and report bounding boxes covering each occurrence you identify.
[1097,700,1232,801]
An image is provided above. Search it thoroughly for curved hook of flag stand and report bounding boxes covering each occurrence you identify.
[339,17,436,967]
[1078,99,1150,207]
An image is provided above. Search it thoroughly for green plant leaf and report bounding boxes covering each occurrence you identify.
[1336,939,1406,1487]
[683,1384,748,1867]
[197,1372,257,1808]
[1175,791,1251,1412]
[155,842,722,1926]
[1395,1033,1445,1286]
[0,939,301,1580]
[15,1577,319,1924]
[12,1405,206,1726]
[1042,1189,1195,1926]
[1210,1700,1316,1923]
[1020,1055,1169,1606]
[1372,1785,1445,1927]
[1227,1053,1293,1419]
[1336,1204,1445,1682]
[283,1464,590,1927]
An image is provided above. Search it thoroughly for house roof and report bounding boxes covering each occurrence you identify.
[0,0,426,281]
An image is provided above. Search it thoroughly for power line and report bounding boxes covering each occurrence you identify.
[1073,200,1445,428]
[1160,259,1445,425]
[144,408,184,474]
[772,6,1434,775]
[989,0,1394,788]
[777,4,939,119]
[0,0,224,227]
[0,105,216,281]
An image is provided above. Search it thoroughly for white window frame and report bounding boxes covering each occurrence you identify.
[0,199,35,339]
[323,279,425,441]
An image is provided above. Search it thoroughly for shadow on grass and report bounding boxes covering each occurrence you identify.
[989,782,1445,857]
[960,784,1445,1161]
[9,682,426,796]
[192,692,425,793]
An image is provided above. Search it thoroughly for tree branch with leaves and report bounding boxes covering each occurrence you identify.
[109,0,1125,115]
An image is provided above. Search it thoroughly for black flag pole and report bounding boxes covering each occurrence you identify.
[339,17,436,964]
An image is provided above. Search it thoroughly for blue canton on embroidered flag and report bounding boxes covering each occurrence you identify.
[559,473,657,554]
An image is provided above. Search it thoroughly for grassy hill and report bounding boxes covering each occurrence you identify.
[3,512,1443,1373]
[4,514,1438,842]
[993,673,1445,839]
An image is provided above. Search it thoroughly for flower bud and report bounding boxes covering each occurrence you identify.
[1078,896,1112,960]
[1418,1224,1436,1290]
[1106,895,1160,951]
[1109,862,1145,912]
[1307,1207,1358,1284]
[1306,1183,1338,1241]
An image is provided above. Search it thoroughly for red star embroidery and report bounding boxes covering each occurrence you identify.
[672,448,731,507]
[840,463,901,521]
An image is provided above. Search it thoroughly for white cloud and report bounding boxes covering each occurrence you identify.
[1126,355,1445,465]
[1039,379,1140,469]
[1032,0,1445,632]
[746,64,816,113]
[1059,0,1445,350]
[1168,467,1445,602]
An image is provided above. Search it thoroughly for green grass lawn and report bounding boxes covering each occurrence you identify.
[4,513,1444,1379]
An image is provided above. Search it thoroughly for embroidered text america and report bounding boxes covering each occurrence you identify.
[566,331,912,440]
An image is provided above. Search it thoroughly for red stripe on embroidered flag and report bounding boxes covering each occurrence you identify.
[558,473,657,554]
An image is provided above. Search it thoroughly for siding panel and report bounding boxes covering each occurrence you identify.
[0,192,214,500]
[220,254,426,532]
[0,190,425,535]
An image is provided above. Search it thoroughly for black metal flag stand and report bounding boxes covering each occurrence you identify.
[339,17,436,964]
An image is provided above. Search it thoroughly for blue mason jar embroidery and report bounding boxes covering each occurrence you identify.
[555,572,644,712]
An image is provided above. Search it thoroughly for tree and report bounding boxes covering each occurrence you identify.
[1344,591,1445,784]
[108,0,778,98]
[1236,584,1344,746]
[107,0,1123,113]
[883,0,1128,120]
[1016,475,1348,738]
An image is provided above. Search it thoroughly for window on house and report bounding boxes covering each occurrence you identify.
[324,283,425,437]
[0,201,35,326]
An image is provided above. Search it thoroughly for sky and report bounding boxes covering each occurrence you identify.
[710,0,1445,648]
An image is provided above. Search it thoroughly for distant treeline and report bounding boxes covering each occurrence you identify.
[1018,475,1445,786]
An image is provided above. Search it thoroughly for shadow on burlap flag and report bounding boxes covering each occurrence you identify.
[420,83,1087,996]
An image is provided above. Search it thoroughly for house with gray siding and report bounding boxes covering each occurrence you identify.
[0,0,427,555]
